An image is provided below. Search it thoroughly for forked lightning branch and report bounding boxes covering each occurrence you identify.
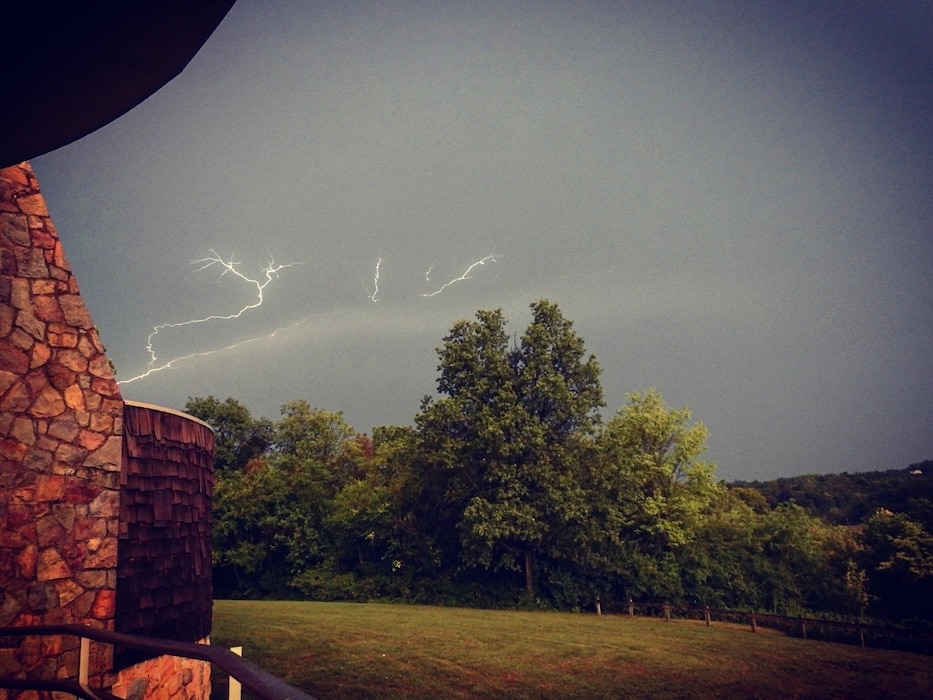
[118,251,498,385]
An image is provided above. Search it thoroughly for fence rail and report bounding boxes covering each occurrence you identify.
[0,624,318,700]
[614,600,933,654]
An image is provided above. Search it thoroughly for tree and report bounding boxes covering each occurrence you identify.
[273,400,363,492]
[677,487,763,609]
[184,395,273,471]
[591,389,717,601]
[212,460,330,597]
[207,399,369,597]
[860,509,933,619]
[416,300,603,599]
[296,426,430,601]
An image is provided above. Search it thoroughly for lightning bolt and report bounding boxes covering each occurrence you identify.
[421,255,497,297]
[117,309,342,385]
[368,257,382,302]
[118,250,502,385]
[144,250,301,365]
[119,337,267,385]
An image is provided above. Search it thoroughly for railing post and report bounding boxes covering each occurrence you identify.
[78,637,91,686]
[78,636,106,700]
[79,636,90,686]
[229,646,243,700]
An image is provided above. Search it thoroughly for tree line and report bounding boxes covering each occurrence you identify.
[187,300,932,622]
[732,463,933,527]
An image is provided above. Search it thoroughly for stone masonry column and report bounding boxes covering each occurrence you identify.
[0,162,124,693]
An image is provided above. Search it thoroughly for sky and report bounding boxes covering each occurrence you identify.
[30,0,932,482]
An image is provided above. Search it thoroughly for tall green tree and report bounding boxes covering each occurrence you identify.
[591,389,717,601]
[416,300,603,599]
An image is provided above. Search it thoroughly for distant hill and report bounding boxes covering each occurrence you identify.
[730,460,933,527]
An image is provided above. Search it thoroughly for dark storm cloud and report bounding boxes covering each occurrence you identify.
[32,1,932,480]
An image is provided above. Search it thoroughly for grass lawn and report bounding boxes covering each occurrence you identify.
[211,600,932,699]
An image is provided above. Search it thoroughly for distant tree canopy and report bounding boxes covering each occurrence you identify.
[732,465,933,619]
[185,395,273,472]
[188,299,931,622]
[731,463,933,529]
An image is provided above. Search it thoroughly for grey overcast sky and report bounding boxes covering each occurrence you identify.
[31,0,932,481]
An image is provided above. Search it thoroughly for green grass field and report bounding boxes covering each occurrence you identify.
[211,600,932,699]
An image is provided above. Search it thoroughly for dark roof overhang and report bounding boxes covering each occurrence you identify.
[1,1,236,168]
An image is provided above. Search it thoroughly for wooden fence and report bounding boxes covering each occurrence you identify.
[605,600,933,655]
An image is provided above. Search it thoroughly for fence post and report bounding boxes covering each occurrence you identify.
[229,646,243,700]
[595,597,602,616]
[628,599,634,617]
[800,618,807,640]
[750,614,757,633]
[663,602,671,622]
[858,623,865,648]
[704,607,711,626]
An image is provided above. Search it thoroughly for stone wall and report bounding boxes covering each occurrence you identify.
[110,637,212,700]
[0,162,124,692]
[1,165,217,700]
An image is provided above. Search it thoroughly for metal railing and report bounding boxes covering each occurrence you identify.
[0,624,318,700]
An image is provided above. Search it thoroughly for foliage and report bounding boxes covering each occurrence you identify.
[194,299,930,620]
[574,389,720,607]
[860,509,933,620]
[212,461,328,597]
[731,462,933,528]
[184,395,273,471]
[730,462,933,620]
[274,401,357,474]
[415,300,603,599]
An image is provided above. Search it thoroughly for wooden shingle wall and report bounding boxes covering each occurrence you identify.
[116,402,214,667]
